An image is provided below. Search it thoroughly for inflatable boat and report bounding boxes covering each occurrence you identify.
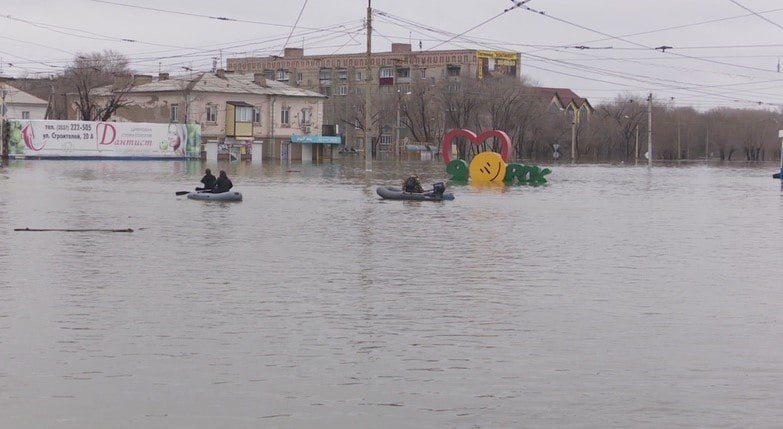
[376,182,454,201]
[186,190,243,201]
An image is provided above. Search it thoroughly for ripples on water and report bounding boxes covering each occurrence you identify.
[0,159,781,428]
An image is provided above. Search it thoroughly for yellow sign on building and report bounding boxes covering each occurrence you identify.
[476,50,519,79]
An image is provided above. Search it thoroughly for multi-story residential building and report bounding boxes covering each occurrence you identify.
[226,45,594,158]
[227,43,521,97]
[227,44,520,151]
[93,70,329,161]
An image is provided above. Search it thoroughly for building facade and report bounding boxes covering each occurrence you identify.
[227,44,520,152]
[93,70,329,161]
[0,82,49,120]
[227,43,520,97]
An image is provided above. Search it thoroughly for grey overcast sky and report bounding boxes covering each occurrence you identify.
[3,0,783,110]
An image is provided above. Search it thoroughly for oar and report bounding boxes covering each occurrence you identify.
[175,191,191,196]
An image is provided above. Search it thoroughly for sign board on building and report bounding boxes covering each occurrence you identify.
[5,120,201,159]
[290,135,342,144]
[476,50,519,79]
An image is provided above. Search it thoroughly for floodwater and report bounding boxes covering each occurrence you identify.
[0,158,781,428]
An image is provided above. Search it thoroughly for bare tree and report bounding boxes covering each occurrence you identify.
[399,78,442,148]
[64,50,134,121]
[435,78,484,159]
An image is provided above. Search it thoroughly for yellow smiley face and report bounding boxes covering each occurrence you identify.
[469,151,507,183]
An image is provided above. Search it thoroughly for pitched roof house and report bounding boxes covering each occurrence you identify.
[93,70,328,160]
[529,87,593,123]
[0,82,49,120]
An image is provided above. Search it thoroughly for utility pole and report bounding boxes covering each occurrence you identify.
[634,125,639,165]
[364,0,373,171]
[570,117,576,164]
[705,124,709,162]
[647,93,653,168]
[1,87,6,162]
[395,97,400,158]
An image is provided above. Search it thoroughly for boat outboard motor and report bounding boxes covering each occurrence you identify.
[432,182,446,197]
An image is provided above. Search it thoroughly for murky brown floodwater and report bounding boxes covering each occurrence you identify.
[1,158,781,428]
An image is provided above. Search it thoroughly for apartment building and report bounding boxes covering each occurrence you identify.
[227,43,520,98]
[227,44,520,151]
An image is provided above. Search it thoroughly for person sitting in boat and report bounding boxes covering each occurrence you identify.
[199,168,216,191]
[403,175,424,193]
[213,170,233,193]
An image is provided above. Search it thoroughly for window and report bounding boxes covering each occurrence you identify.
[236,106,253,122]
[280,107,290,125]
[355,70,363,81]
[396,68,410,78]
[319,68,332,80]
[336,85,348,96]
[379,67,394,78]
[206,105,217,123]
[419,68,427,79]
[337,68,348,80]
[253,106,262,123]
[447,66,461,77]
[397,84,410,94]
[263,69,275,80]
[276,69,290,81]
[170,104,179,122]
[379,135,392,146]
[21,111,30,119]
[302,109,312,125]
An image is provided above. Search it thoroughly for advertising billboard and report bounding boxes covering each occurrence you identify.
[476,50,519,80]
[6,120,201,159]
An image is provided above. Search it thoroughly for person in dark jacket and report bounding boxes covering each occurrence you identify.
[403,175,423,193]
[213,170,233,193]
[199,168,216,191]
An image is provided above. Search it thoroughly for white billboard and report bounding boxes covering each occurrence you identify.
[6,120,201,159]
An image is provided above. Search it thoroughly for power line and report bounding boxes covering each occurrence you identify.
[282,0,310,54]
[728,0,783,32]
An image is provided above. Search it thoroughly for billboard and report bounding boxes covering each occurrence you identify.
[6,120,201,159]
[476,50,519,80]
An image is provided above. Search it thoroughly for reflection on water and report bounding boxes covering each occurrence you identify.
[1,159,782,428]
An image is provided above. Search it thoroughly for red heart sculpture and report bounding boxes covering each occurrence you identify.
[441,129,511,165]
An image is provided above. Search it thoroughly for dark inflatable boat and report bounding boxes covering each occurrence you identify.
[376,182,454,201]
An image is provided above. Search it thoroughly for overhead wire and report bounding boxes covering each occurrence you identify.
[281,0,309,55]
[374,3,783,108]
[5,0,783,110]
